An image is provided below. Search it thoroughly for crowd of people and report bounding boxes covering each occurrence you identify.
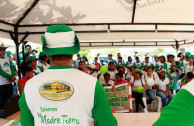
[73,52,194,112]
[0,42,194,113]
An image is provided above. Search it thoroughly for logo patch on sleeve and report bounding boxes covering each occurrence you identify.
[39,81,74,101]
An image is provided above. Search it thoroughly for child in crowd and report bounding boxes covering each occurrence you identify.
[141,56,153,68]
[126,66,135,82]
[100,58,105,66]
[78,61,89,74]
[156,55,165,72]
[155,69,173,107]
[38,52,50,72]
[142,65,148,75]
[107,62,117,81]
[180,72,193,88]
[126,56,133,73]
[164,54,175,74]
[115,72,128,86]
[106,54,116,65]
[28,56,42,76]
[94,57,100,70]
[88,64,97,78]
[133,57,141,69]
[18,64,33,95]
[184,55,193,75]
[130,69,148,113]
[143,67,157,104]
[116,57,125,67]
[117,66,126,80]
[169,65,180,94]
[101,73,114,87]
[74,53,81,68]
[81,56,89,65]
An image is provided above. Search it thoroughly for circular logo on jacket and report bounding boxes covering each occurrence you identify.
[39,80,74,101]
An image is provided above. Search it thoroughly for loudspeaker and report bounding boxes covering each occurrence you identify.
[0,95,20,118]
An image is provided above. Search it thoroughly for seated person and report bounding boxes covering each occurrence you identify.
[181,72,193,88]
[101,73,114,87]
[115,72,128,86]
[78,61,89,74]
[155,69,173,107]
[130,69,148,113]
[117,66,126,80]
[18,64,33,95]
[88,64,97,78]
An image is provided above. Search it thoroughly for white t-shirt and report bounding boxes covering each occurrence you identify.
[155,78,169,91]
[37,63,50,72]
[101,80,114,86]
[90,73,98,78]
[130,78,145,90]
[142,73,158,89]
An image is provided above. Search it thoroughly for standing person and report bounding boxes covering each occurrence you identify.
[169,65,179,94]
[74,53,81,68]
[126,56,133,73]
[116,57,125,67]
[100,58,105,66]
[155,69,173,107]
[38,52,50,72]
[93,57,100,71]
[78,61,89,74]
[25,44,32,51]
[106,54,116,65]
[130,69,148,113]
[28,56,43,76]
[31,49,38,57]
[0,43,16,110]
[152,55,159,67]
[5,51,13,61]
[184,54,193,75]
[164,54,175,77]
[19,25,117,126]
[81,56,89,65]
[18,64,33,95]
[116,53,124,65]
[155,55,165,72]
[141,56,153,68]
[133,56,141,69]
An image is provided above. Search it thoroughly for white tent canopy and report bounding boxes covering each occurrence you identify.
[0,0,194,48]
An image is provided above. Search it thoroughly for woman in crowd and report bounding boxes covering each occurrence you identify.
[155,69,173,107]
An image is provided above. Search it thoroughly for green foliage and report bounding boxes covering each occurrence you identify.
[36,46,42,55]
[101,48,119,57]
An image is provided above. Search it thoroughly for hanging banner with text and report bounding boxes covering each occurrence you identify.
[104,83,132,113]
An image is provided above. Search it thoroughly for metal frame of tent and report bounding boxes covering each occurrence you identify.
[0,0,194,78]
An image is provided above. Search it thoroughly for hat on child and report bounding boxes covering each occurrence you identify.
[41,25,80,56]
[135,69,141,73]
[88,64,96,70]
[167,54,175,59]
[28,56,38,62]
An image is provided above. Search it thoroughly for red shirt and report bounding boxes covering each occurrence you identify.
[18,78,28,86]
[115,80,128,86]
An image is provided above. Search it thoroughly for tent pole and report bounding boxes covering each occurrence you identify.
[22,41,28,62]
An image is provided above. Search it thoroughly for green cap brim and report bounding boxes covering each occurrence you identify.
[41,34,80,56]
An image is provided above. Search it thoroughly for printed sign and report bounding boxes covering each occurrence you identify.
[104,83,132,113]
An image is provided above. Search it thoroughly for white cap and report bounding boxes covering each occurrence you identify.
[88,64,96,70]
